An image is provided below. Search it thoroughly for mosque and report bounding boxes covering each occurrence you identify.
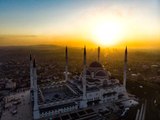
[30,46,138,120]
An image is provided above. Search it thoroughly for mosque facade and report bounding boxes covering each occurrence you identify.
[30,46,138,120]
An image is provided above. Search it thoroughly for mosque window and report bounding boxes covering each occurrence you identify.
[91,72,94,78]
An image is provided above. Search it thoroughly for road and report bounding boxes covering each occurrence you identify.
[125,80,160,120]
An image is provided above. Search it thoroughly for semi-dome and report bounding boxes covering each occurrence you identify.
[89,61,102,68]
[95,71,107,76]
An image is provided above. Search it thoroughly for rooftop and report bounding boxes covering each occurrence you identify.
[39,85,77,104]
[89,61,102,68]
[40,102,77,114]
[87,86,99,92]
[53,108,102,120]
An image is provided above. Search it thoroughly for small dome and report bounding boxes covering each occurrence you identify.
[89,61,102,68]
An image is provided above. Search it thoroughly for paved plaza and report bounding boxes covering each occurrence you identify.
[1,90,32,120]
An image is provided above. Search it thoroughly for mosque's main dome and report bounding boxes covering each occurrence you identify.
[89,61,102,68]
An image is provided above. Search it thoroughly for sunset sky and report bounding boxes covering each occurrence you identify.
[0,0,160,48]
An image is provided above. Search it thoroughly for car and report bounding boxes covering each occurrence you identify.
[11,110,17,115]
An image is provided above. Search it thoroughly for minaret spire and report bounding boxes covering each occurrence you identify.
[30,54,34,92]
[65,46,68,81]
[83,46,87,103]
[33,58,40,120]
[98,46,100,62]
[80,46,87,108]
[83,46,86,99]
[84,46,86,65]
[123,46,127,88]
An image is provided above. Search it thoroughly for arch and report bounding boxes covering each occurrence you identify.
[95,70,107,77]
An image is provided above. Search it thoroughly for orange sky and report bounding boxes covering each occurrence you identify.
[0,34,159,49]
[0,0,160,48]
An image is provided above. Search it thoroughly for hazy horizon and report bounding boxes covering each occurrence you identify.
[0,0,160,48]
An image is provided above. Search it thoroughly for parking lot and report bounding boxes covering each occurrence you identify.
[1,90,32,120]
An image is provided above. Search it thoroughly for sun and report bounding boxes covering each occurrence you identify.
[91,20,124,46]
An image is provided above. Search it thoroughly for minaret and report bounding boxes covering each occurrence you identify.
[83,46,87,100]
[30,54,34,92]
[33,59,40,120]
[65,46,68,81]
[80,46,87,108]
[98,46,100,62]
[123,46,127,88]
